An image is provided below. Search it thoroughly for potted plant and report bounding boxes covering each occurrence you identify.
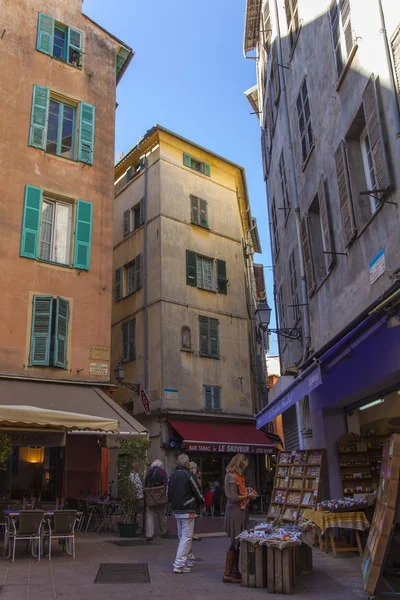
[117,437,149,537]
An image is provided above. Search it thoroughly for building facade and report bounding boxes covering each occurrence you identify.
[112,126,274,490]
[244,0,400,494]
[0,0,141,499]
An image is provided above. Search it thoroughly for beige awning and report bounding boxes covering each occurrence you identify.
[0,379,147,436]
[0,405,118,432]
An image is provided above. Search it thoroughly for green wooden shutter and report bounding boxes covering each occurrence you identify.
[191,196,199,224]
[54,297,69,368]
[210,318,219,358]
[216,259,227,294]
[115,267,123,301]
[199,317,210,356]
[78,102,95,164]
[37,13,54,56]
[183,152,191,167]
[213,387,221,410]
[30,296,53,366]
[73,200,92,270]
[20,185,42,259]
[122,322,129,361]
[204,386,213,410]
[135,254,142,290]
[186,250,197,286]
[203,162,211,177]
[123,209,130,236]
[128,319,136,360]
[29,84,50,149]
[126,167,133,182]
[199,199,208,227]
[67,27,82,67]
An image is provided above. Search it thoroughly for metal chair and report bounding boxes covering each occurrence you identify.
[9,510,44,562]
[44,510,77,560]
[77,499,94,533]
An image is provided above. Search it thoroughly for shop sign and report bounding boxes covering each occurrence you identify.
[185,443,274,455]
[100,434,139,449]
[369,249,385,285]
[164,388,178,400]
[141,390,151,415]
[89,362,109,376]
[89,346,110,360]
[5,430,66,447]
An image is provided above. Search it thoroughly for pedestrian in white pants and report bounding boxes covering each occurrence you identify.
[167,454,205,574]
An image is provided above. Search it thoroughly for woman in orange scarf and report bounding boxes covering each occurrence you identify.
[223,454,257,584]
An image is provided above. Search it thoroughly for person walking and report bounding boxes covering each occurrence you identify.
[223,454,257,584]
[144,459,169,541]
[168,454,205,574]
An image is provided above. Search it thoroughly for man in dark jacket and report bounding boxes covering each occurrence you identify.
[144,459,168,541]
[168,453,205,573]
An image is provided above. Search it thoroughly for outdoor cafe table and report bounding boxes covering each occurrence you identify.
[302,508,370,557]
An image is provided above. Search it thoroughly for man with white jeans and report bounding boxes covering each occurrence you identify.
[167,454,205,573]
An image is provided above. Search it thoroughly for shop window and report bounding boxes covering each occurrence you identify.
[37,13,83,68]
[29,295,69,369]
[204,386,221,411]
[122,318,136,362]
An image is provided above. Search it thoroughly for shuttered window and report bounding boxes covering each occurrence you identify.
[391,26,400,97]
[271,43,281,106]
[122,319,136,362]
[46,99,75,159]
[186,251,228,294]
[190,196,208,227]
[199,316,219,358]
[262,1,272,54]
[318,176,333,271]
[20,185,42,259]
[300,215,316,295]
[204,386,221,411]
[329,0,354,79]
[125,254,142,295]
[279,152,290,220]
[197,257,213,291]
[29,295,69,369]
[29,85,50,149]
[216,260,227,295]
[73,200,93,270]
[335,141,356,245]
[183,153,211,177]
[271,197,280,256]
[288,252,299,323]
[115,267,123,301]
[39,198,72,265]
[284,0,300,51]
[37,13,82,68]
[296,79,314,163]
[78,102,95,164]
[277,286,285,328]
[123,200,143,237]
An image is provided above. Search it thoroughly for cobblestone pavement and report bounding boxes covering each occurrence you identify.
[0,533,368,600]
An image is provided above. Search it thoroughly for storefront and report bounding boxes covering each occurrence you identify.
[0,379,147,501]
[167,419,276,494]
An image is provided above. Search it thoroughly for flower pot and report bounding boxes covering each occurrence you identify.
[118,521,138,538]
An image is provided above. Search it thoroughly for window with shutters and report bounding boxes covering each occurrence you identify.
[36,13,83,68]
[296,79,314,164]
[204,386,222,411]
[329,0,355,80]
[197,257,213,291]
[288,252,299,323]
[29,295,69,369]
[277,286,285,328]
[20,185,92,270]
[190,195,208,228]
[284,0,300,52]
[122,319,136,362]
[308,193,329,285]
[29,85,95,165]
[279,151,290,222]
[183,153,211,176]
[124,254,142,296]
[262,1,272,54]
[339,76,391,235]
[186,251,228,294]
[199,316,219,359]
[123,199,143,237]
[271,197,280,257]
[391,26,400,97]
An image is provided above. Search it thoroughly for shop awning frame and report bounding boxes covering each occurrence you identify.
[0,405,119,432]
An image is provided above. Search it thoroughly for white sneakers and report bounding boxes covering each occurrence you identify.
[173,566,191,574]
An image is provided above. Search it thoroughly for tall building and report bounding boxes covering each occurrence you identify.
[112,125,275,489]
[0,0,145,499]
[244,0,400,495]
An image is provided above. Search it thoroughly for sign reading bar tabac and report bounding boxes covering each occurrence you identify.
[185,442,274,455]
[89,346,110,361]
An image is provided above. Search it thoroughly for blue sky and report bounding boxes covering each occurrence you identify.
[84,0,279,354]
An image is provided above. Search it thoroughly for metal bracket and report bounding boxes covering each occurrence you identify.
[266,327,302,341]
[323,251,347,256]
[122,382,140,395]
[360,189,397,206]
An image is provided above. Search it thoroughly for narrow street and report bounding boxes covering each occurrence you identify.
[0,534,367,600]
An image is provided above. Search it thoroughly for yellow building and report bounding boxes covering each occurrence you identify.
[112,126,273,488]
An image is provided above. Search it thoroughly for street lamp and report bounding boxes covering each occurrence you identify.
[255,301,302,341]
[114,362,140,395]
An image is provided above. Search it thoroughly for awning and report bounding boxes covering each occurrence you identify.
[0,380,147,436]
[243,0,262,55]
[169,419,275,454]
[0,405,118,432]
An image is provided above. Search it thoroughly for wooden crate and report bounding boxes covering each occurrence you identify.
[267,546,296,594]
[295,543,313,575]
[241,541,267,588]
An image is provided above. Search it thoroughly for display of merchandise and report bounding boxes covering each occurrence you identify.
[337,433,374,496]
[318,497,369,512]
[267,449,325,524]
[238,521,316,547]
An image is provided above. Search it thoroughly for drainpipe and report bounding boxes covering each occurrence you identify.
[143,157,149,395]
[273,0,311,364]
[378,0,400,154]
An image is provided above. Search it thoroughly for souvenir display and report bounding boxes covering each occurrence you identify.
[318,497,369,512]
[337,433,373,496]
[267,449,325,524]
[238,521,316,549]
